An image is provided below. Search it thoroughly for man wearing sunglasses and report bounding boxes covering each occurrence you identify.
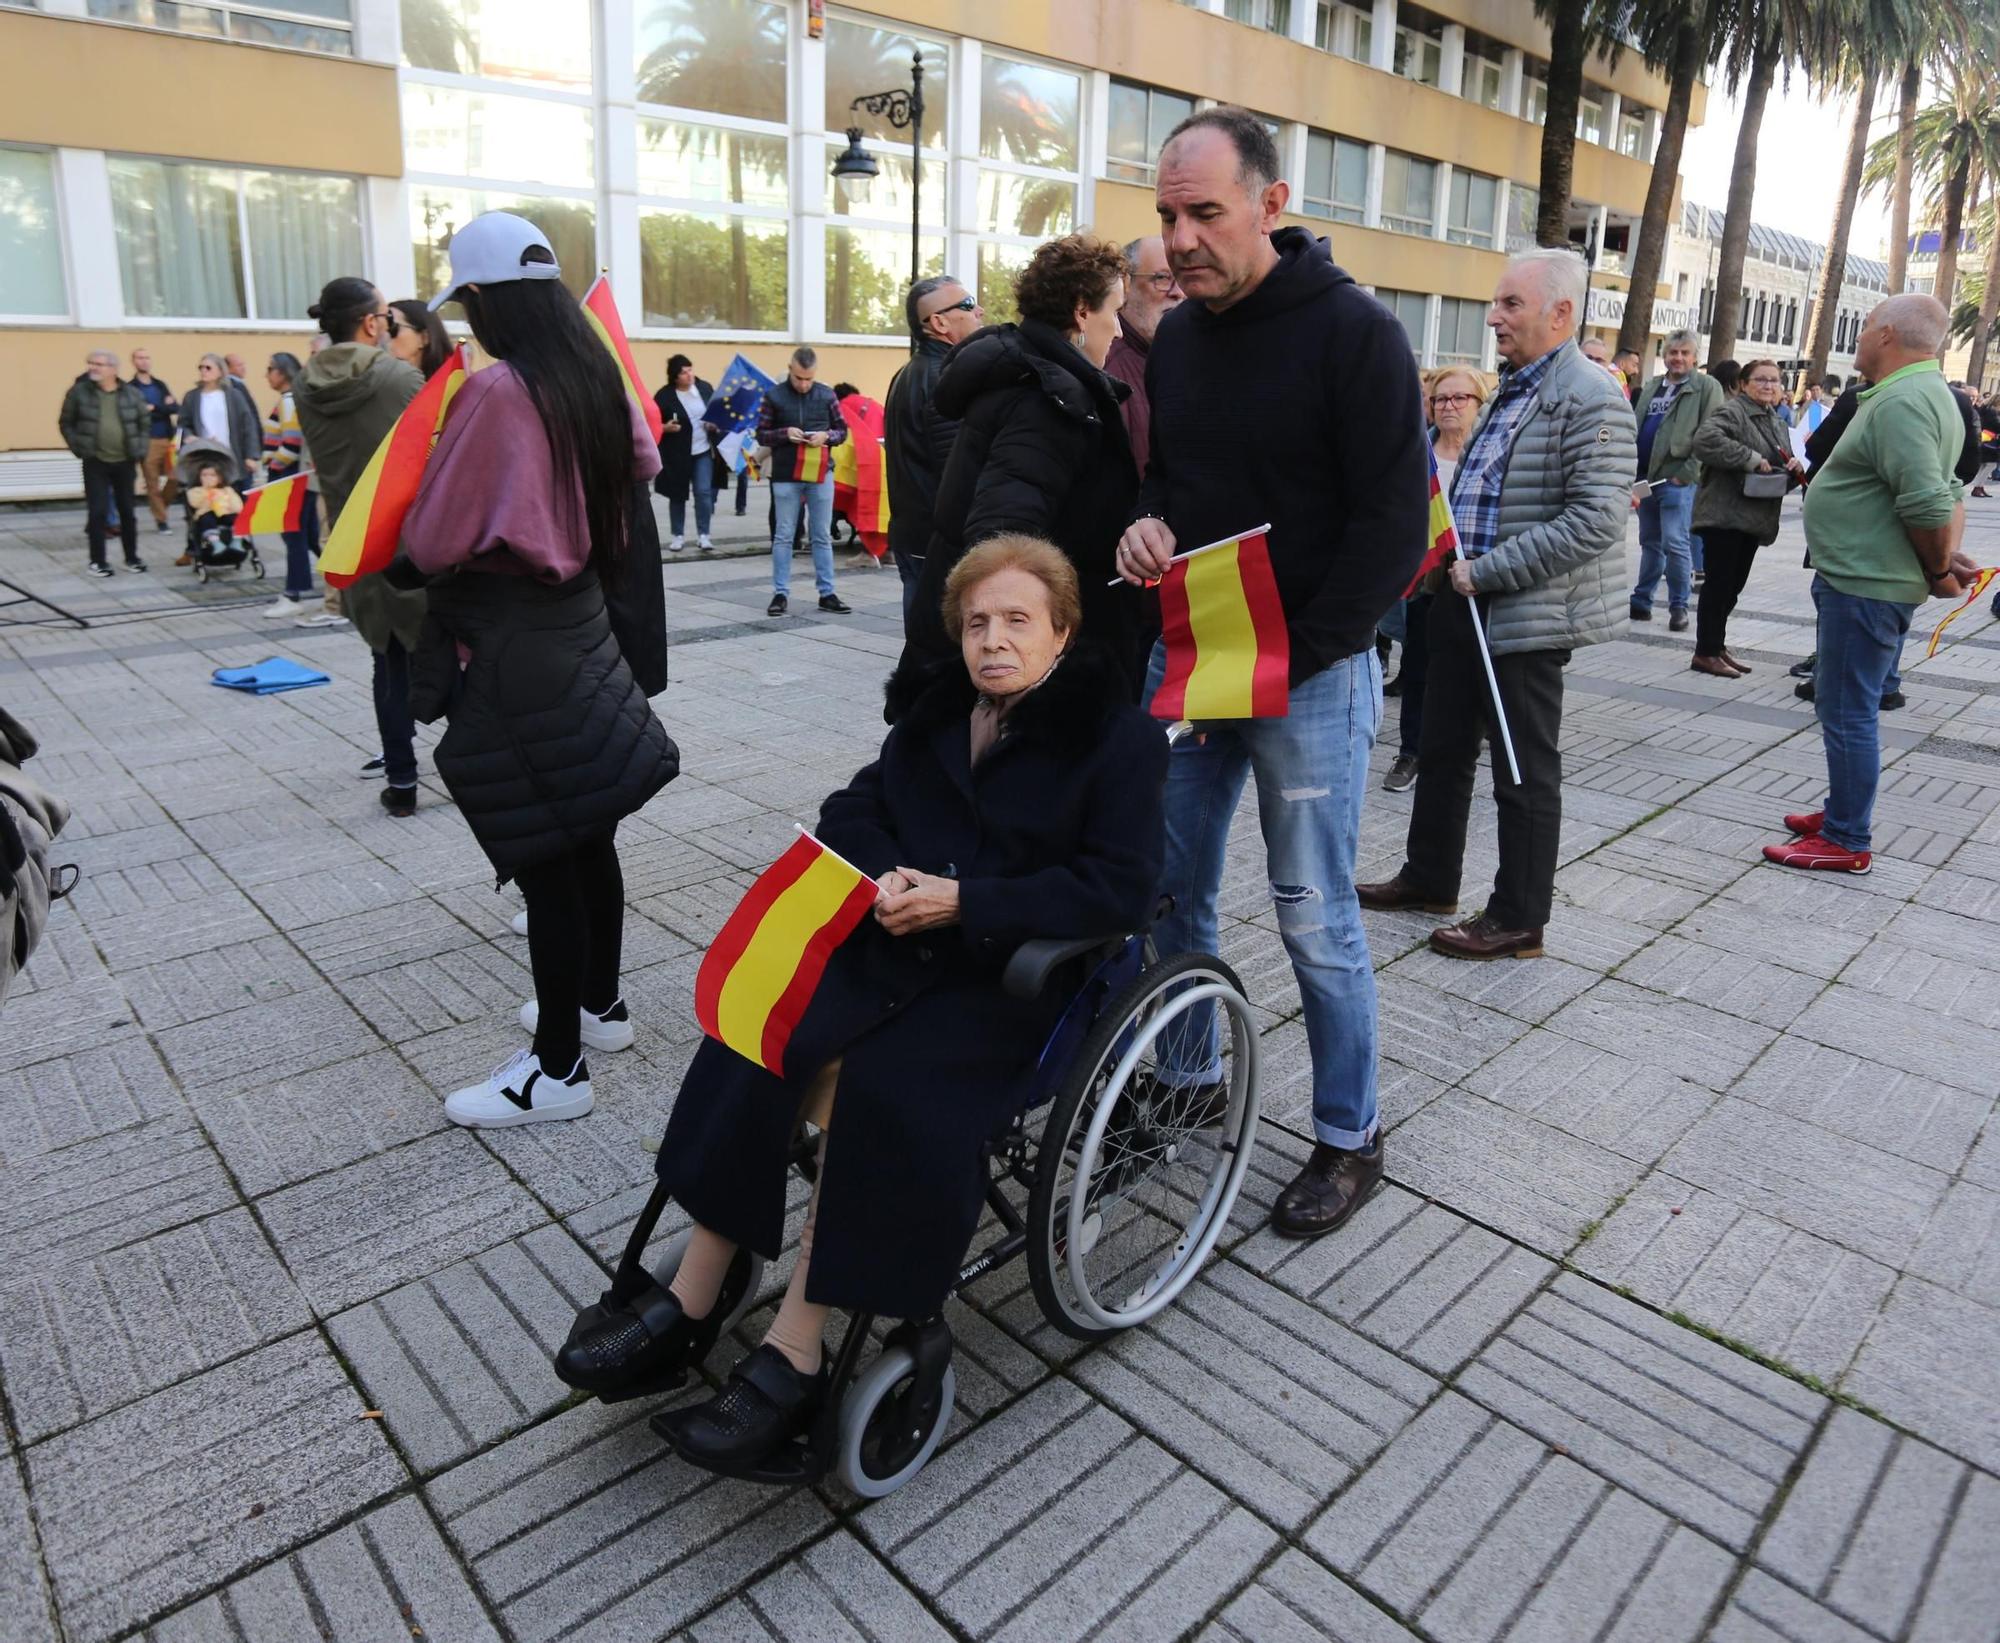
[884,275,984,631]
[1104,236,1182,478]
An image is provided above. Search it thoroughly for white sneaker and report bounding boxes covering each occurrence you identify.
[519,997,635,1052]
[445,1048,592,1128]
[697,534,713,553]
[294,611,348,628]
[667,535,686,554]
[263,595,307,621]
[510,909,529,936]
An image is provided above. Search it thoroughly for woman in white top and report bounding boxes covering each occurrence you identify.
[177,352,260,481]
[652,354,717,554]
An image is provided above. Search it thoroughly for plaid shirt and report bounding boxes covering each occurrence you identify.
[1448,345,1561,558]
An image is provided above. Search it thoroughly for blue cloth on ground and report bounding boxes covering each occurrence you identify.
[211,657,331,695]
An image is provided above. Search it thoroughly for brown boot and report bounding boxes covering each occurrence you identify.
[1271,1135,1384,1239]
[1430,911,1544,960]
[1355,873,1457,914]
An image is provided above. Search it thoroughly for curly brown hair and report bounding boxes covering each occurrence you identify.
[942,536,1082,641]
[1013,235,1128,333]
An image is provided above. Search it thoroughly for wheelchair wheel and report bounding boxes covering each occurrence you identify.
[834,1345,955,1498]
[650,1228,766,1340]
[1026,951,1259,1340]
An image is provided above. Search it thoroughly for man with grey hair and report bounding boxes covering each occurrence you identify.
[58,349,151,577]
[1104,235,1181,475]
[1361,246,1635,960]
[756,344,850,617]
[1630,324,1722,627]
[884,275,983,627]
[1765,292,1976,873]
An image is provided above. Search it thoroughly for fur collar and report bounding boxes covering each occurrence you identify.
[885,640,1134,754]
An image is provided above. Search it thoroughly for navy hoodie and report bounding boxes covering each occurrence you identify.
[1136,227,1429,682]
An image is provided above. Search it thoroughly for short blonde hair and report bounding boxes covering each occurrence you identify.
[1430,366,1489,408]
[942,536,1081,641]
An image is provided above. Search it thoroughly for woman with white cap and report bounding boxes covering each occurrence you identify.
[397,211,679,1126]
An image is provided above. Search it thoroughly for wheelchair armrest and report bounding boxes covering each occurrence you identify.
[1002,935,1126,1000]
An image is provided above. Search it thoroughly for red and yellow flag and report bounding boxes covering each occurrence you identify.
[831,393,890,559]
[794,442,829,484]
[580,275,664,443]
[320,345,468,588]
[1925,566,1998,658]
[1148,526,1290,721]
[694,832,879,1076]
[1401,442,1461,598]
[232,471,306,538]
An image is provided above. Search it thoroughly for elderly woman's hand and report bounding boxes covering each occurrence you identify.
[875,868,914,897]
[876,868,960,935]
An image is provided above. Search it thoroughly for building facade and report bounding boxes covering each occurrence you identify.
[1,0,1696,474]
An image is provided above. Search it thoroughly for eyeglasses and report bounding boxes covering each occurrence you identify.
[926,296,978,318]
[1434,393,1481,407]
[1137,272,1179,290]
[377,308,401,339]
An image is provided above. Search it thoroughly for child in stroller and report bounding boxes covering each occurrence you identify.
[174,441,264,582]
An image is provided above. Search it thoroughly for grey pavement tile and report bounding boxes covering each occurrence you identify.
[118,932,321,1033]
[1710,1570,1880,1643]
[1552,857,1713,927]
[1713,866,1907,938]
[1838,938,2000,1030]
[10,919,110,999]
[1877,902,2000,970]
[1257,1019,1451,1134]
[679,1530,953,1643]
[1461,1029,1716,1166]
[1669,899,1874,981]
[0,1036,184,1169]
[76,887,277,974]
[1611,935,1827,1030]
[1727,1039,1992,1176]
[1540,906,1667,971]
[1909,1468,2000,1643]
[1907,1179,2000,1309]
[0,969,145,1068]
[1573,1172,1895,1385]
[328,1223,606,1475]
[855,1378,1277,1643]
[0,1207,309,1444]
[476,1083,676,1217]
[287,897,483,982]
[153,988,386,1098]
[1073,1261,1436,1529]
[62,854,238,924]
[1545,978,1779,1094]
[1847,1277,2000,1473]
[1199,1549,1419,1643]
[0,1458,59,1643]
[1373,974,1529,1085]
[426,1396,829,1643]
[1455,1273,1824,1550]
[141,1494,502,1643]
[28,1330,406,1643]
[1382,945,1599,1025]
[335,942,537,1045]
[1967,1114,2000,1188]
[258,1130,546,1315]
[398,1014,541,1097]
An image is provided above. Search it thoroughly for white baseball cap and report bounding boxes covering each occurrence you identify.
[428,211,563,311]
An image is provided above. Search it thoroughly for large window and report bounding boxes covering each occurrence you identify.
[1301,130,1367,225]
[88,0,352,53]
[1393,9,1443,87]
[826,226,944,336]
[1107,81,1195,185]
[826,18,948,148]
[111,156,359,321]
[403,84,594,190]
[1576,86,1605,145]
[1224,0,1290,32]
[1618,107,1649,159]
[1507,183,1539,252]
[1436,297,1487,364]
[1315,0,1371,61]
[1461,49,1503,109]
[1380,151,1437,237]
[401,0,591,90]
[979,54,1080,308]
[1446,168,1498,247]
[1523,67,1548,125]
[1377,289,1428,354]
[0,146,66,318]
[636,121,787,331]
[413,188,594,303]
[635,0,785,122]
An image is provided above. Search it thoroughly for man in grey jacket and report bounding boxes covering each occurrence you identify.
[1359,248,1636,958]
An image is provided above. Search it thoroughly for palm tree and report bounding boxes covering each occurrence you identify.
[1805,74,1879,380]
[1886,60,1924,291]
[1866,71,2000,316]
[1529,0,1624,246]
[1615,1,1713,361]
[1959,197,2000,382]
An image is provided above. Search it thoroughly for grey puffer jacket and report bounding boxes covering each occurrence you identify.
[0,709,72,1012]
[1462,340,1638,656]
[1691,394,1799,545]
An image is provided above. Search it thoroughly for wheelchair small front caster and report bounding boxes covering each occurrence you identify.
[835,1320,954,1497]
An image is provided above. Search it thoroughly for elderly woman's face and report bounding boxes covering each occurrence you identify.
[960,567,1069,696]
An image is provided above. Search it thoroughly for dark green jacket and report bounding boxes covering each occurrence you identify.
[58,374,149,463]
[1634,369,1724,485]
[1691,395,1800,544]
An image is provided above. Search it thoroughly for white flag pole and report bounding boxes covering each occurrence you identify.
[1452,540,1522,786]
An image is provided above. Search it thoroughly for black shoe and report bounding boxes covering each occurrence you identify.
[358,755,385,779]
[1789,654,1817,678]
[1880,690,1905,711]
[86,562,113,579]
[1382,672,1403,697]
[124,558,148,573]
[555,1249,752,1402]
[1629,603,1651,622]
[1668,609,1690,632]
[654,1344,829,1477]
[155,520,171,534]
[818,593,852,614]
[1795,679,1815,704]
[1692,570,1707,587]
[767,593,788,617]
[1271,1137,1384,1239]
[381,785,417,817]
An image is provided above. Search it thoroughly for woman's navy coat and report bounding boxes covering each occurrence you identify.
[655,643,1168,1319]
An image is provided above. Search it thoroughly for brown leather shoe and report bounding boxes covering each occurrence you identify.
[1721,649,1753,674]
[1430,912,1544,960]
[1689,654,1742,679]
[1271,1136,1383,1239]
[174,553,192,567]
[1355,873,1457,914]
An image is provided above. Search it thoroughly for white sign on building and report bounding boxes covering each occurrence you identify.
[1584,287,1696,334]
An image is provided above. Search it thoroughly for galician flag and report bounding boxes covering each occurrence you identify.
[232,471,307,537]
[1401,442,1461,598]
[794,443,829,484]
[1147,525,1290,721]
[580,274,664,443]
[694,831,879,1076]
[831,393,890,559]
[320,345,468,588]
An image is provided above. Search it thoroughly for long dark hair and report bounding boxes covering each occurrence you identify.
[457,257,631,572]
[391,300,455,380]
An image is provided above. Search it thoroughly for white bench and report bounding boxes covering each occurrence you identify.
[0,451,87,504]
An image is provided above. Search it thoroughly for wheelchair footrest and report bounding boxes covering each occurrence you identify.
[649,1418,821,1486]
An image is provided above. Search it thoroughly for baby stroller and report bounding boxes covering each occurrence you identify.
[173,436,265,585]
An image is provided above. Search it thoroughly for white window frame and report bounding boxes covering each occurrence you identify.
[0,141,74,326]
[1103,79,1196,186]
[1392,23,1441,87]
[974,47,1085,280]
[1460,51,1503,109]
[1300,128,1368,225]
[1617,107,1647,159]
[1224,0,1290,34]
[1434,295,1486,365]
[1380,150,1437,238]
[1444,166,1497,247]
[84,0,355,56]
[1314,0,1371,63]
[1575,88,1604,145]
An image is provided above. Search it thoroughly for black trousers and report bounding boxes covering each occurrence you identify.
[1397,592,1434,757]
[83,457,138,566]
[515,831,625,1072]
[1695,529,1760,658]
[1401,590,1568,930]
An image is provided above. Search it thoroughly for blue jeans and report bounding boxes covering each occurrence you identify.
[1633,481,1694,613]
[771,477,835,598]
[1811,576,1915,854]
[372,638,418,789]
[1146,642,1382,1149]
[668,456,716,540]
[281,488,319,599]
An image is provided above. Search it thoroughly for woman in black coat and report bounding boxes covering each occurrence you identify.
[558,537,1167,1472]
[903,235,1143,694]
[653,353,718,553]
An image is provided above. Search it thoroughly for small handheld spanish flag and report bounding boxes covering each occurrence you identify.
[694,830,879,1076]
[232,471,307,538]
[795,442,829,484]
[320,345,468,588]
[1401,443,1461,598]
[1925,566,1999,658]
[580,274,664,443]
[1148,525,1290,721]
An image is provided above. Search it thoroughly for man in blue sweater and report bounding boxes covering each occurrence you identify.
[1117,108,1428,1242]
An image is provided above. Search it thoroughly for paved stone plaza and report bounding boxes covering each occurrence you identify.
[3,493,1999,1643]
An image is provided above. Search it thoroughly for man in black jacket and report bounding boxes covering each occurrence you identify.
[58,351,151,577]
[1117,107,1428,1243]
[884,275,982,627]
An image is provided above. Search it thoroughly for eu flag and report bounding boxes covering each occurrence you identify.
[702,354,776,475]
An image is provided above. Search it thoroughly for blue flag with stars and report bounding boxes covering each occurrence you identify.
[702,353,776,475]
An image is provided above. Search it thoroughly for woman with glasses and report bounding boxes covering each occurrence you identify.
[388,299,456,382]
[176,353,261,500]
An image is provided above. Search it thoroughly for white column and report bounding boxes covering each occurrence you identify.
[349,0,399,65]
[1643,108,1661,161]
[793,11,826,342]
[1601,89,1621,149]
[1284,122,1309,197]
[602,105,640,328]
[1083,69,1110,228]
[364,176,415,300]
[600,0,636,105]
[1289,0,1316,46]
[1364,143,1385,228]
[1370,0,1397,71]
[1439,24,1465,99]
[950,38,983,299]
[1434,160,1452,241]
[1501,48,1524,116]
[39,0,87,15]
[1421,293,1440,365]
[1194,0,1225,12]
[1492,177,1510,250]
[56,149,121,327]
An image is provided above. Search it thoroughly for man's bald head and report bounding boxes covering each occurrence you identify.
[1855,292,1950,380]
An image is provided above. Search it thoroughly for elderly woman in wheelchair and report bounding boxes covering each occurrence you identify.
[556,535,1262,1494]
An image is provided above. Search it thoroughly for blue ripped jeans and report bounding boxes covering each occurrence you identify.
[1146,642,1382,1149]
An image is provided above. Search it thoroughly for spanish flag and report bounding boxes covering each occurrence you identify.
[831,393,890,559]
[795,443,829,484]
[232,471,307,538]
[694,831,879,1076]
[580,275,664,443]
[320,345,468,588]
[1925,566,1999,658]
[1401,442,1461,598]
[1148,525,1290,721]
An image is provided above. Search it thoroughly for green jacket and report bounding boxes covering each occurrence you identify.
[1634,368,1724,485]
[57,373,150,464]
[1691,394,1800,545]
[1802,360,1964,606]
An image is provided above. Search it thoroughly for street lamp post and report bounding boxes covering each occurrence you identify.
[830,50,926,355]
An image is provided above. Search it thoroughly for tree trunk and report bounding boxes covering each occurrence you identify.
[1968,223,2000,387]
[1808,72,1877,380]
[1616,14,1703,359]
[1935,150,1972,315]
[1886,60,1922,292]
[1707,31,1778,361]
[1536,0,1590,246]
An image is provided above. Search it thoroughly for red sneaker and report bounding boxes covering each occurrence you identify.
[1782,810,1824,836]
[1763,836,1871,874]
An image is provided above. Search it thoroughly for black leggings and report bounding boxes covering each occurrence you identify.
[515,832,625,1072]
[1695,529,1761,658]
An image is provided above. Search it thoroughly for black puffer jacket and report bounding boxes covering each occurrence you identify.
[905,321,1142,688]
[884,335,957,570]
[58,374,150,462]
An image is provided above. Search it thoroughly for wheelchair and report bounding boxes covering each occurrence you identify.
[574,926,1260,1498]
